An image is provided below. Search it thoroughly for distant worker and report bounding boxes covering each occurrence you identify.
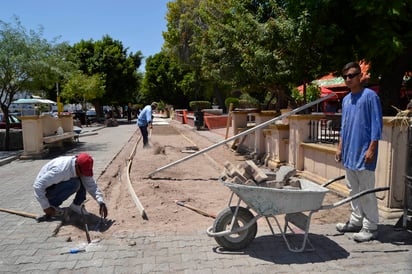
[137,102,158,148]
[33,153,108,218]
[335,62,383,242]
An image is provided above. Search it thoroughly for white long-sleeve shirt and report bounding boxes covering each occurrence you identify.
[33,156,105,209]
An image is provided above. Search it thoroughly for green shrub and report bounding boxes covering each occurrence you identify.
[189,101,211,110]
[238,93,260,109]
[291,84,321,104]
[224,97,240,109]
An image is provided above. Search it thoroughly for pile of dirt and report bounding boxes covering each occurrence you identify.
[58,121,351,241]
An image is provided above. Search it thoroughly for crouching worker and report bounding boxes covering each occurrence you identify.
[33,153,108,218]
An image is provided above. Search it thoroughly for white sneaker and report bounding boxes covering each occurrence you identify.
[336,221,362,233]
[353,228,378,242]
[70,203,89,215]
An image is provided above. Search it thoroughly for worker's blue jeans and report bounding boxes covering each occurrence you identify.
[46,178,86,207]
[139,125,149,147]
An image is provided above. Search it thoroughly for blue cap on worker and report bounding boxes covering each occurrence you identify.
[77,153,93,176]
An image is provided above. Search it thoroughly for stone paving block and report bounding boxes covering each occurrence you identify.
[74,258,104,269]
[223,161,248,182]
[242,160,268,183]
[20,262,50,272]
[47,260,77,271]
[14,254,42,265]
[114,266,143,273]
[276,165,296,182]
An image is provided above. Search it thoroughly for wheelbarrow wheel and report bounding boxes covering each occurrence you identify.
[213,206,257,250]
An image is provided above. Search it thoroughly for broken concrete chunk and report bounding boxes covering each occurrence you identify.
[231,175,247,185]
[263,170,277,181]
[288,178,302,189]
[276,166,296,183]
[244,179,258,186]
[224,161,248,182]
[241,160,268,183]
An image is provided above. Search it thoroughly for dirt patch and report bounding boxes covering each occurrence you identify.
[58,120,350,241]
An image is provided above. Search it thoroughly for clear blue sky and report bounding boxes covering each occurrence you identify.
[0,0,170,71]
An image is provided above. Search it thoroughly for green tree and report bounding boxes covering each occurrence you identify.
[164,0,412,114]
[62,71,106,108]
[0,17,68,150]
[165,0,339,110]
[142,52,191,108]
[286,0,412,114]
[349,0,412,114]
[70,36,143,115]
[164,0,220,104]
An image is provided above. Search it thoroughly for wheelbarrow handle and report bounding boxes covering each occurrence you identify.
[321,186,390,210]
[322,175,345,188]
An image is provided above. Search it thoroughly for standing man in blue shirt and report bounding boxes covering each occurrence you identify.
[137,102,158,148]
[335,62,383,242]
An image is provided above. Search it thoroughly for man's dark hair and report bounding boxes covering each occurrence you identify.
[342,62,361,74]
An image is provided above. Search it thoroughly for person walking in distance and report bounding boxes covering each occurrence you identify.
[33,153,108,218]
[335,62,383,242]
[137,102,158,148]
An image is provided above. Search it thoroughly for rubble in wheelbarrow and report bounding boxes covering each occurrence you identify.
[222,161,302,190]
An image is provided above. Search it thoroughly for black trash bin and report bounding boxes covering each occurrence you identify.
[194,110,204,130]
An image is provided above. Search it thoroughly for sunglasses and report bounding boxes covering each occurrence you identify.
[342,72,360,80]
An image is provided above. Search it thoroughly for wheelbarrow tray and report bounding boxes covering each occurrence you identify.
[223,179,328,216]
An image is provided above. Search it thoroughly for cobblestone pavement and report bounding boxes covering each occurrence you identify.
[0,119,411,273]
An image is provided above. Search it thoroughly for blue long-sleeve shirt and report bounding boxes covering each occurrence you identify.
[137,105,153,127]
[340,88,382,171]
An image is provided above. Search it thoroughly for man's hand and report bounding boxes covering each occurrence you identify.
[365,140,378,164]
[99,203,108,218]
[335,149,342,162]
[365,149,375,164]
[44,207,56,217]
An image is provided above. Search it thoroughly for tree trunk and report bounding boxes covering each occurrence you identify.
[213,85,225,112]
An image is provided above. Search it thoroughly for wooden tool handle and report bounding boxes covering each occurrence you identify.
[0,207,38,219]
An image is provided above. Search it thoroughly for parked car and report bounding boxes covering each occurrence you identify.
[0,113,22,129]
[86,109,97,124]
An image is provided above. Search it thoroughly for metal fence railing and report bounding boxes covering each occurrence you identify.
[307,117,341,144]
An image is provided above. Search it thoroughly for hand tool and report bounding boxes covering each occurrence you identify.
[175,200,216,219]
[60,248,86,255]
[0,207,38,219]
[80,204,91,243]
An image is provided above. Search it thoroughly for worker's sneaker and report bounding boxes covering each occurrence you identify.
[69,203,89,215]
[336,221,362,233]
[353,228,378,242]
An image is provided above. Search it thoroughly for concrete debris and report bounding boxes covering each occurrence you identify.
[223,161,302,190]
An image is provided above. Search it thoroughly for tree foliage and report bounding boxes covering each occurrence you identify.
[69,36,143,110]
[142,52,191,108]
[161,0,412,114]
[0,17,69,149]
[62,71,106,106]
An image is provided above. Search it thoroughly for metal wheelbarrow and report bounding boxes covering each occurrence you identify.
[206,175,389,252]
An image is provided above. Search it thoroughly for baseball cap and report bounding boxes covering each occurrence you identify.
[77,153,93,176]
